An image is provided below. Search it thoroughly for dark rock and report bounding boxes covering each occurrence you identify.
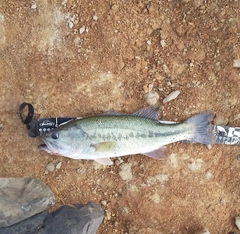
[0,202,104,234]
[41,202,104,234]
[0,178,55,227]
[0,212,47,234]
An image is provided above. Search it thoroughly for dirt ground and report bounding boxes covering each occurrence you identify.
[0,0,240,233]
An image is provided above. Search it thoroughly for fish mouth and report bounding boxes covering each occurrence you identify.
[38,143,48,151]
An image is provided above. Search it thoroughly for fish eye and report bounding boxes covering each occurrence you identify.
[51,132,59,140]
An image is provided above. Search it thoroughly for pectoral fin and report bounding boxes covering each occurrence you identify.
[95,158,113,165]
[92,142,116,152]
[143,146,168,160]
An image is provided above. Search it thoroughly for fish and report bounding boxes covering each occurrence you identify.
[38,107,215,165]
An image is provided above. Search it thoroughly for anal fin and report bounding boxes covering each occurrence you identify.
[95,158,113,165]
[143,146,168,160]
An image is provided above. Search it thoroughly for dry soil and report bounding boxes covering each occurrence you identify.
[0,0,240,233]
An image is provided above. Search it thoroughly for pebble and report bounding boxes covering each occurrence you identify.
[144,91,159,107]
[101,200,107,206]
[46,162,55,172]
[163,90,180,103]
[160,39,166,47]
[105,211,111,220]
[31,2,37,9]
[147,40,151,45]
[235,216,240,230]
[79,26,86,34]
[68,21,74,29]
[93,15,98,21]
[188,158,203,171]
[121,207,129,214]
[214,115,228,125]
[56,162,62,170]
[119,163,133,181]
[233,59,240,68]
[206,144,212,150]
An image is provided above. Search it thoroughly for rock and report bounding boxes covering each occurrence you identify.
[42,202,104,234]
[79,26,86,34]
[46,162,55,172]
[235,216,240,230]
[214,115,228,125]
[206,144,212,150]
[233,59,240,68]
[188,158,203,171]
[144,91,159,107]
[105,211,112,220]
[0,212,48,234]
[93,15,98,21]
[101,200,107,206]
[160,39,166,47]
[149,193,160,204]
[163,90,180,103]
[0,202,104,234]
[119,163,133,181]
[56,162,62,170]
[0,178,55,228]
[31,2,37,9]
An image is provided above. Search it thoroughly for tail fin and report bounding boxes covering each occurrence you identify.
[185,111,216,144]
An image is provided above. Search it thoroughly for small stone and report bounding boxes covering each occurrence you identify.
[79,26,85,34]
[214,115,228,125]
[56,162,62,170]
[122,207,129,214]
[46,162,55,172]
[119,163,133,181]
[31,2,37,9]
[68,21,74,29]
[101,200,107,206]
[149,193,160,204]
[188,158,203,171]
[163,90,180,103]
[147,40,151,45]
[160,39,166,47]
[144,91,160,107]
[162,64,170,76]
[93,15,98,21]
[235,216,240,230]
[206,144,212,150]
[233,59,240,68]
[105,211,111,220]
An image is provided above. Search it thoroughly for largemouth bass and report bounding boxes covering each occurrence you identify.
[39,107,215,165]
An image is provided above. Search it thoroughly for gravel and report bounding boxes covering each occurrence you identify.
[46,162,55,172]
[163,90,180,103]
[235,216,240,230]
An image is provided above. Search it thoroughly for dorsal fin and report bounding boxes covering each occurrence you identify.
[99,106,160,122]
[132,106,160,121]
